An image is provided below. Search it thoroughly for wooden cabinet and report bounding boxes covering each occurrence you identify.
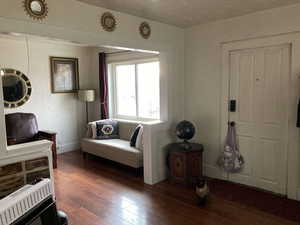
[0,157,50,199]
[168,143,203,186]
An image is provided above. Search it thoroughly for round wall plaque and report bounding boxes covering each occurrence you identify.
[23,0,48,20]
[139,22,151,39]
[101,12,117,32]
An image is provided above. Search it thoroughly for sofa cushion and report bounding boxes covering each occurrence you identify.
[119,121,139,141]
[81,138,143,168]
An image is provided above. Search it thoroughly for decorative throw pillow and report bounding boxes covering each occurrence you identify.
[96,120,119,139]
[130,125,142,147]
[135,125,144,150]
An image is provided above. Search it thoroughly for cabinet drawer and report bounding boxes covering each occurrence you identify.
[0,175,24,198]
[0,163,22,177]
[25,157,49,171]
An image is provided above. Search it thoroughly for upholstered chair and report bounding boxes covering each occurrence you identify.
[5,113,57,168]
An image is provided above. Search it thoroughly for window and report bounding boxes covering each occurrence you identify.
[110,59,160,121]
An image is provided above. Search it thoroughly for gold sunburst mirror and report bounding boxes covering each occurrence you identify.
[139,22,151,39]
[101,12,117,32]
[23,0,48,20]
[1,68,32,108]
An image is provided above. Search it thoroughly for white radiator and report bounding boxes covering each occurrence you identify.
[0,179,53,225]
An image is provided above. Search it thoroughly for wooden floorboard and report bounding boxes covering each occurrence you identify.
[54,151,300,225]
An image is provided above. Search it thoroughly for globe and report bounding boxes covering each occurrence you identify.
[176,120,195,142]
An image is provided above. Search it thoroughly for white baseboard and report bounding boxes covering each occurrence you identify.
[203,164,225,180]
[57,142,80,154]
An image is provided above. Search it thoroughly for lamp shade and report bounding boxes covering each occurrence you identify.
[78,90,95,102]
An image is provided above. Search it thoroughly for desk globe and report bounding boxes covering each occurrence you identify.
[176,120,195,149]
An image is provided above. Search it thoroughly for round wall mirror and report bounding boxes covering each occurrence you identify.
[30,1,43,13]
[1,69,32,108]
[23,0,48,20]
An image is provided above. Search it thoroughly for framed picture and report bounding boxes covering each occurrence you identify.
[50,57,79,93]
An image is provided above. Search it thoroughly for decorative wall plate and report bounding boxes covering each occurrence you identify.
[139,22,151,39]
[1,68,32,108]
[101,12,117,32]
[23,0,48,20]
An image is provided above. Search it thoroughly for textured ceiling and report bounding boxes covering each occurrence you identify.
[77,0,300,27]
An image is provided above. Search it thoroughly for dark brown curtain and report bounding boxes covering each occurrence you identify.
[99,52,109,119]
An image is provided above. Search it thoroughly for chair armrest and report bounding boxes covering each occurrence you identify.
[38,131,57,169]
[38,131,57,140]
[7,137,17,146]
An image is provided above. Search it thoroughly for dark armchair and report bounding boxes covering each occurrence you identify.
[5,113,57,168]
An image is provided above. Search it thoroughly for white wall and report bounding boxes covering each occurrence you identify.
[185,3,300,199]
[0,0,185,126]
[0,0,185,184]
[0,36,93,153]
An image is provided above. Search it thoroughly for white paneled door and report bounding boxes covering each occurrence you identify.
[228,44,291,195]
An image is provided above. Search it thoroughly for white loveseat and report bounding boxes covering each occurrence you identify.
[81,120,143,168]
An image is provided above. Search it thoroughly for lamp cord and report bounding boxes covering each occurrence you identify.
[25,36,30,75]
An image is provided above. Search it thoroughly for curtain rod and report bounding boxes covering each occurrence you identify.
[105,50,132,55]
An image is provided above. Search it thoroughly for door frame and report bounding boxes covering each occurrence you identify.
[221,33,300,200]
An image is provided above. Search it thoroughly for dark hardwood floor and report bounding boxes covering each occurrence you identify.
[54,151,300,225]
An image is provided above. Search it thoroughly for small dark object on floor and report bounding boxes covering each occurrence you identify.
[197,195,208,206]
[196,178,209,206]
[57,210,68,225]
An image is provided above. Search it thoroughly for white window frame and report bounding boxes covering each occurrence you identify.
[109,58,160,122]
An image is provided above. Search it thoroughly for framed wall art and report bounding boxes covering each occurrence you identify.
[50,57,79,93]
